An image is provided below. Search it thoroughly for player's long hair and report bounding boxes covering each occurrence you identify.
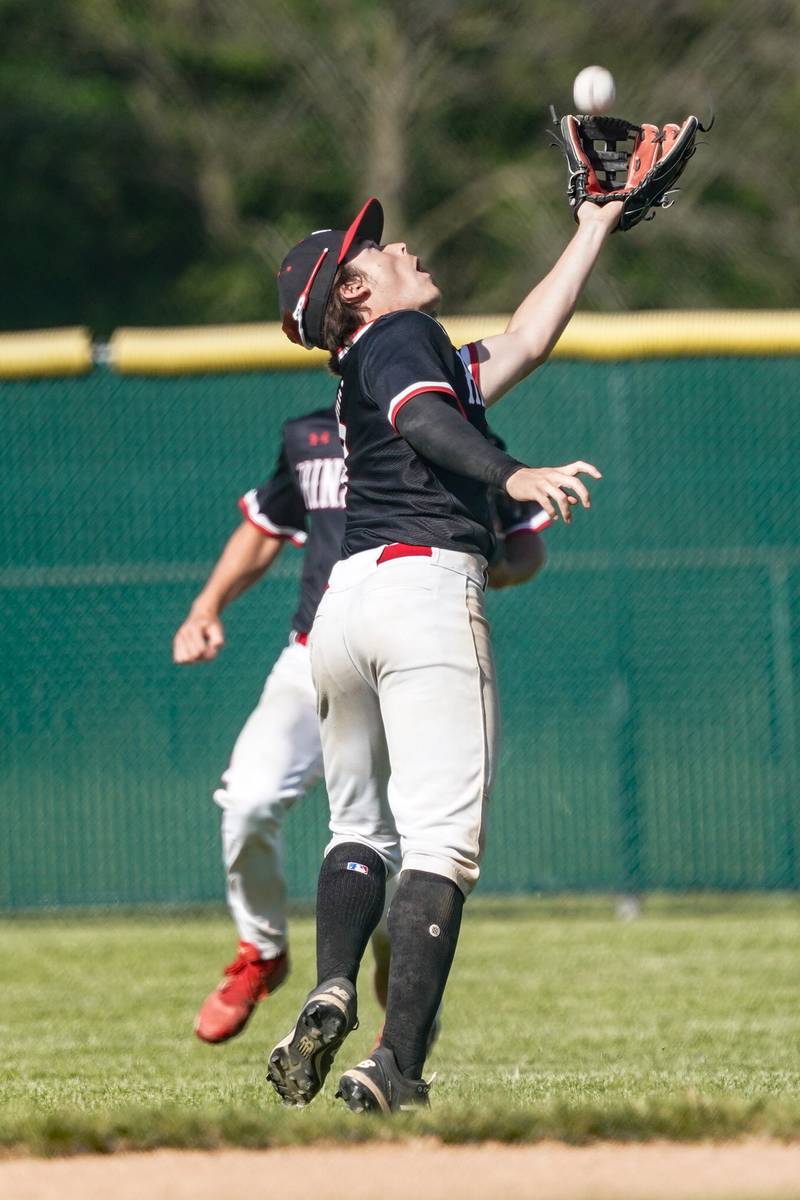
[323,263,368,375]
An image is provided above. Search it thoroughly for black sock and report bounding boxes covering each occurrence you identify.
[381,870,464,1079]
[315,842,386,986]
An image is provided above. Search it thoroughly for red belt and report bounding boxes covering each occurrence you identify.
[376,543,432,565]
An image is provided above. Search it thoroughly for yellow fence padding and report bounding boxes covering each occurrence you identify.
[551,310,800,361]
[4,313,800,379]
[108,311,800,374]
[109,322,328,374]
[0,328,93,378]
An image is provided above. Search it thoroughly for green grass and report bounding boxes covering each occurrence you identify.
[1,895,799,1154]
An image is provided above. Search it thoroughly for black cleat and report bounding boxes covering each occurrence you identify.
[266,976,357,1108]
[336,1044,431,1115]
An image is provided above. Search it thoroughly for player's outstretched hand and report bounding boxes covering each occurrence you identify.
[576,199,623,232]
[505,461,601,523]
[173,611,225,664]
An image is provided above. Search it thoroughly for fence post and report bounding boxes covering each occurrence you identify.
[767,560,798,887]
[613,587,642,894]
[610,368,642,895]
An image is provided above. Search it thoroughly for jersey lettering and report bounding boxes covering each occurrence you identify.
[295,457,346,511]
[243,407,345,634]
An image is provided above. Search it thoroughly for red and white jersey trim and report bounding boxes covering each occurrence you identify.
[460,342,481,389]
[388,381,460,429]
[456,344,485,409]
[503,511,551,537]
[239,491,307,546]
[336,320,378,363]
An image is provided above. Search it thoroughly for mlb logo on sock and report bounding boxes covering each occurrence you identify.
[346,862,369,875]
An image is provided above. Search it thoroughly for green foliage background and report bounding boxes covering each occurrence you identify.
[2,0,797,334]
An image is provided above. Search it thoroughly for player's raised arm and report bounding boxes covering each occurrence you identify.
[172,521,283,664]
[471,201,623,406]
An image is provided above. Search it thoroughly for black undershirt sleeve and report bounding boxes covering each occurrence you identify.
[395,392,525,491]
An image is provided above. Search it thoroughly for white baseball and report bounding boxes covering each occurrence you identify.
[573,66,616,115]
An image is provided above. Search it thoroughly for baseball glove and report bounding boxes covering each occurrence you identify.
[556,114,704,231]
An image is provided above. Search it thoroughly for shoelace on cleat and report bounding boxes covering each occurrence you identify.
[224,954,252,976]
[218,949,272,999]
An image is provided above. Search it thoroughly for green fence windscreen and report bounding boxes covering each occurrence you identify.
[1,359,798,908]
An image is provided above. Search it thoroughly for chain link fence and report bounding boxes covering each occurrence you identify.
[1,350,798,909]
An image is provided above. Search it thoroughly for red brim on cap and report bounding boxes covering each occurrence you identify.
[338,197,384,265]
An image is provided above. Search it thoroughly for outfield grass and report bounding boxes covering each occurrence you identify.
[1,895,799,1154]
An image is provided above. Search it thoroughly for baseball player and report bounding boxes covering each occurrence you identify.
[173,406,547,1045]
[266,195,620,1113]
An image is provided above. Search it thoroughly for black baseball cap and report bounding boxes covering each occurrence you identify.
[277,197,384,350]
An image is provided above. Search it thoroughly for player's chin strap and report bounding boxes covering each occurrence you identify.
[291,247,330,350]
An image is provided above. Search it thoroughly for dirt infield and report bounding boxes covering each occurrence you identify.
[2,1140,800,1200]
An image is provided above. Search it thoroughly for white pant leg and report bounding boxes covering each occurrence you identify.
[310,590,401,876]
[374,558,498,893]
[214,641,323,958]
[312,548,498,896]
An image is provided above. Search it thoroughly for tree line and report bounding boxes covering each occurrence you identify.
[1,0,797,334]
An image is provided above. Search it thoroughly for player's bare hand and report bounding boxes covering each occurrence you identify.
[505,461,601,523]
[576,199,624,232]
[173,612,225,664]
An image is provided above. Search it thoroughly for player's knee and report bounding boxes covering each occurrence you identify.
[214,781,287,828]
[326,833,401,879]
[401,849,480,897]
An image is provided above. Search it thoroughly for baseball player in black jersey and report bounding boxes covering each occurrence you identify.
[172,407,546,1044]
[266,195,620,1113]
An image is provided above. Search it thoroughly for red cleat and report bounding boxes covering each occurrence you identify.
[194,942,289,1044]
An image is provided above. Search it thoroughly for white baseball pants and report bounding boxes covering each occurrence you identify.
[213,639,323,958]
[310,546,499,895]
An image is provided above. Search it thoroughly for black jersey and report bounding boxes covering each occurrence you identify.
[239,407,346,635]
[335,309,499,560]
